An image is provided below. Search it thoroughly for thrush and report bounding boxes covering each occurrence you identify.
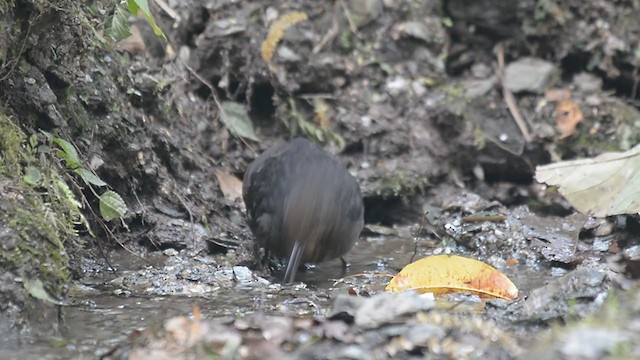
[242,137,364,283]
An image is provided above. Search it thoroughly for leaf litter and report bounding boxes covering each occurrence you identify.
[536,144,640,217]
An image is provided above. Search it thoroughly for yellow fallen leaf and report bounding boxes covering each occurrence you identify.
[386,255,519,300]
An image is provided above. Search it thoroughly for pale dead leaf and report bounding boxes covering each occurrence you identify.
[215,170,243,203]
[114,24,146,54]
[535,144,640,217]
[219,102,260,142]
[544,88,571,102]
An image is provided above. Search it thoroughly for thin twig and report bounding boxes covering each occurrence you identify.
[410,212,430,263]
[313,2,341,54]
[173,180,196,249]
[154,0,180,22]
[331,273,395,287]
[632,67,639,99]
[495,43,533,143]
[338,0,362,38]
[0,13,38,81]
[133,190,146,226]
[182,61,256,155]
[461,214,507,223]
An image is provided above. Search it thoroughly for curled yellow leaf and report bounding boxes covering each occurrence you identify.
[386,255,519,300]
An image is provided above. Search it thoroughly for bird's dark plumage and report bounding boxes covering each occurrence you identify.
[242,138,364,283]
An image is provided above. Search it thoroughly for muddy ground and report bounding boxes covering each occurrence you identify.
[1,0,640,359]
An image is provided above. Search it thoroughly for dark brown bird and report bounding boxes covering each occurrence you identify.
[242,137,364,283]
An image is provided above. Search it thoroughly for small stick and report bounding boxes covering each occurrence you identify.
[495,43,533,143]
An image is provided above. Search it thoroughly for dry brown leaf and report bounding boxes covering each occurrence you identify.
[114,24,146,55]
[386,255,519,300]
[192,303,201,321]
[165,315,207,348]
[555,99,583,138]
[215,170,243,202]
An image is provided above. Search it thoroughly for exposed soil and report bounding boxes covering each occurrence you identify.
[1,0,640,358]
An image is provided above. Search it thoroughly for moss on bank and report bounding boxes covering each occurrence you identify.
[0,113,72,305]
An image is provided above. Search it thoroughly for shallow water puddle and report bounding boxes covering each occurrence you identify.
[1,233,547,359]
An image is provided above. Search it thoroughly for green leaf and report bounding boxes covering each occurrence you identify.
[127,0,166,39]
[126,0,144,16]
[52,137,80,169]
[107,6,132,42]
[99,190,127,221]
[219,101,260,142]
[40,130,53,140]
[23,166,42,186]
[23,278,63,305]
[28,134,38,152]
[74,168,107,187]
[125,0,140,17]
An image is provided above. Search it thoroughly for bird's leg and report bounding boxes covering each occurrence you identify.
[258,246,270,272]
[339,256,350,278]
[284,240,306,283]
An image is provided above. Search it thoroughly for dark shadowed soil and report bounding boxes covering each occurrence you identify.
[1,0,640,359]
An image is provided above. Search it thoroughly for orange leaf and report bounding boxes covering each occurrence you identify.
[192,303,201,321]
[555,99,583,139]
[385,255,519,300]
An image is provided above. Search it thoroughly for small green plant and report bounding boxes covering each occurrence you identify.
[17,133,87,237]
[282,97,346,150]
[42,132,128,223]
[20,130,128,234]
[107,0,166,42]
[1,114,129,298]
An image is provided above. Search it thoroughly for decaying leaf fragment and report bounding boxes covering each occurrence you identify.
[215,170,243,202]
[386,255,519,300]
[535,144,640,217]
[219,101,260,142]
[555,99,583,138]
